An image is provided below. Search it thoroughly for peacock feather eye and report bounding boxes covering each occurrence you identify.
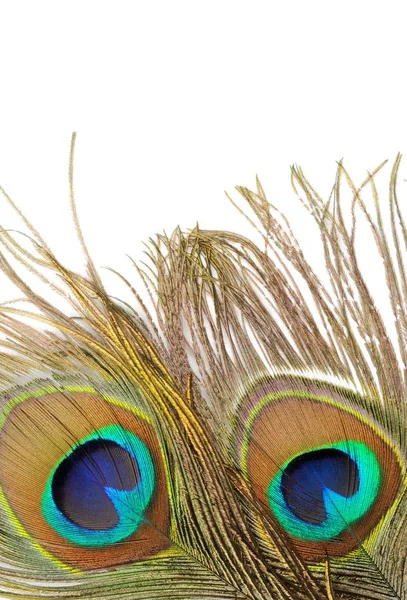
[42,425,155,547]
[0,386,171,570]
[267,440,381,541]
[236,377,404,561]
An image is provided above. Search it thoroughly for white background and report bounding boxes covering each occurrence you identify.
[0,1,406,305]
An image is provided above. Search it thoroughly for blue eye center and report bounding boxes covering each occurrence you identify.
[281,449,359,525]
[52,439,140,531]
[267,440,381,541]
[42,425,156,547]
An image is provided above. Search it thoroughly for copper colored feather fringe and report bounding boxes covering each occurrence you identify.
[0,137,405,600]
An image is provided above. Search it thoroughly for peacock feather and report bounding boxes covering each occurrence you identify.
[0,136,405,600]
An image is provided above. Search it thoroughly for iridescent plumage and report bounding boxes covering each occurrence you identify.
[0,137,405,599]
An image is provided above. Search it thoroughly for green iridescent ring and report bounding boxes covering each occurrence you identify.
[41,425,155,547]
[267,440,381,541]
